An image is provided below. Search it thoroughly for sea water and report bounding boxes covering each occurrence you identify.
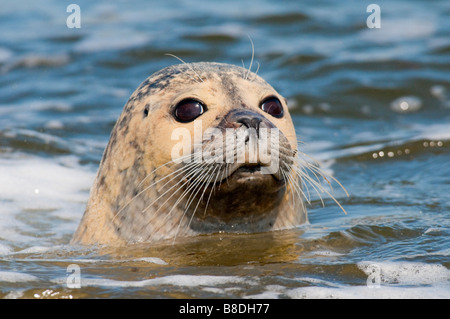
[0,0,449,298]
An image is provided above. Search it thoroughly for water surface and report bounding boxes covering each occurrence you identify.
[0,0,449,298]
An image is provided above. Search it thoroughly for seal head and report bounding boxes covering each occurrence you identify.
[71,62,307,245]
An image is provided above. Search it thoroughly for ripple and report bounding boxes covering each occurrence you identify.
[252,12,309,25]
[0,54,70,74]
[74,32,151,53]
[0,47,13,63]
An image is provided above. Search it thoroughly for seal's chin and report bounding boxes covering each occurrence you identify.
[185,162,287,230]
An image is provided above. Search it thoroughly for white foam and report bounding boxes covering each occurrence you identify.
[306,250,345,257]
[251,261,450,299]
[358,261,450,286]
[0,155,94,244]
[0,271,39,283]
[3,290,25,299]
[0,243,12,255]
[202,286,243,295]
[52,275,247,288]
[133,257,168,265]
[15,246,54,255]
[0,158,93,209]
[0,155,93,211]
[286,285,450,299]
[245,291,282,299]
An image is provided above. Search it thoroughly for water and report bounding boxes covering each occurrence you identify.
[0,0,449,299]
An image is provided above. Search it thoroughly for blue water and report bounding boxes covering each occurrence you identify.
[0,0,449,298]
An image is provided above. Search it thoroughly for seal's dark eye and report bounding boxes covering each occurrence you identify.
[174,99,206,122]
[260,97,283,118]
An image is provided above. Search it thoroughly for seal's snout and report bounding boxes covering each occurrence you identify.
[223,109,276,134]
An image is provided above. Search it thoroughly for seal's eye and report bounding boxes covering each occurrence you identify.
[260,97,284,118]
[174,99,206,122]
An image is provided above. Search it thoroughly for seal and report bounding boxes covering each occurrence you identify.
[71,62,341,246]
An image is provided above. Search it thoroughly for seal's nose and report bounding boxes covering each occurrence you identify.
[222,109,276,135]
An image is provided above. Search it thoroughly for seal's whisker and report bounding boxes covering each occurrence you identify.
[252,61,260,81]
[294,160,325,204]
[149,152,221,236]
[292,161,347,215]
[142,162,206,216]
[115,147,209,226]
[171,147,226,241]
[201,164,223,217]
[216,163,229,191]
[245,35,255,81]
[295,149,348,199]
[286,164,310,205]
[276,141,348,214]
[185,163,221,232]
[184,158,219,208]
[283,167,306,213]
[165,149,219,224]
[111,164,189,223]
[142,155,212,215]
[171,162,218,243]
[295,166,326,207]
[280,169,294,208]
[112,155,201,222]
[182,165,214,211]
[301,158,348,198]
[164,53,204,83]
[136,151,197,190]
[137,142,219,214]
[155,164,209,230]
[290,175,309,205]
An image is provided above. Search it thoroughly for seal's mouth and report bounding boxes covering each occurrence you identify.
[235,165,262,174]
[203,162,283,188]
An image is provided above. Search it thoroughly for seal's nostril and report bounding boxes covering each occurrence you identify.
[251,118,261,131]
[237,117,262,130]
[237,117,262,139]
[237,118,251,128]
